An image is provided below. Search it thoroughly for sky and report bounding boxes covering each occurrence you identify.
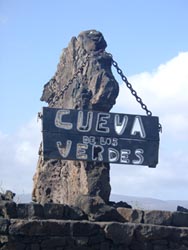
[0,0,188,201]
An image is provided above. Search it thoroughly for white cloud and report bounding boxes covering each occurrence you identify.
[114,52,188,114]
[111,52,188,200]
[0,117,41,194]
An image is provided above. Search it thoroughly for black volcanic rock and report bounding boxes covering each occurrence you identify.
[177,205,188,213]
[32,30,119,206]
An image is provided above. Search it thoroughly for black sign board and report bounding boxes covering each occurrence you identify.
[42,107,160,167]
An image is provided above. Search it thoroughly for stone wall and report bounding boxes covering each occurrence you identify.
[1,202,188,250]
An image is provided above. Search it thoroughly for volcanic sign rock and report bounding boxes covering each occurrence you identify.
[32,30,119,205]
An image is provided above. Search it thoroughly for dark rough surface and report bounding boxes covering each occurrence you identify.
[0,191,15,202]
[109,201,132,209]
[177,205,188,213]
[117,208,143,223]
[172,211,188,227]
[43,203,87,220]
[1,201,188,250]
[0,219,9,234]
[32,30,119,206]
[1,219,188,250]
[75,195,124,222]
[105,222,135,245]
[17,203,44,219]
[144,210,172,226]
[0,201,17,219]
[1,201,188,227]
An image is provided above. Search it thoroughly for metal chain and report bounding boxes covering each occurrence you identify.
[107,53,152,116]
[50,52,90,107]
[106,52,162,132]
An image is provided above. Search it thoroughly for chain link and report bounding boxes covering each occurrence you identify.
[108,54,152,116]
[37,112,43,122]
[106,52,162,132]
[50,53,90,106]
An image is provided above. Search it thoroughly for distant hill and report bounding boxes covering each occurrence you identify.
[14,193,188,212]
[110,194,188,211]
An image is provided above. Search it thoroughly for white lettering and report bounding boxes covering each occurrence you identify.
[100,137,118,146]
[83,136,96,145]
[111,138,118,147]
[57,140,72,158]
[120,149,131,163]
[92,145,104,161]
[77,111,93,132]
[131,116,146,138]
[55,110,72,130]
[114,114,128,135]
[96,113,110,133]
[108,148,119,162]
[133,149,144,165]
[76,143,88,160]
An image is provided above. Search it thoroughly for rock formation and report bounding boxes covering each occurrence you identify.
[0,190,15,202]
[32,30,119,205]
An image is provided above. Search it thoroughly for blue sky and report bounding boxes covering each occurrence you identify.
[1,0,188,201]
